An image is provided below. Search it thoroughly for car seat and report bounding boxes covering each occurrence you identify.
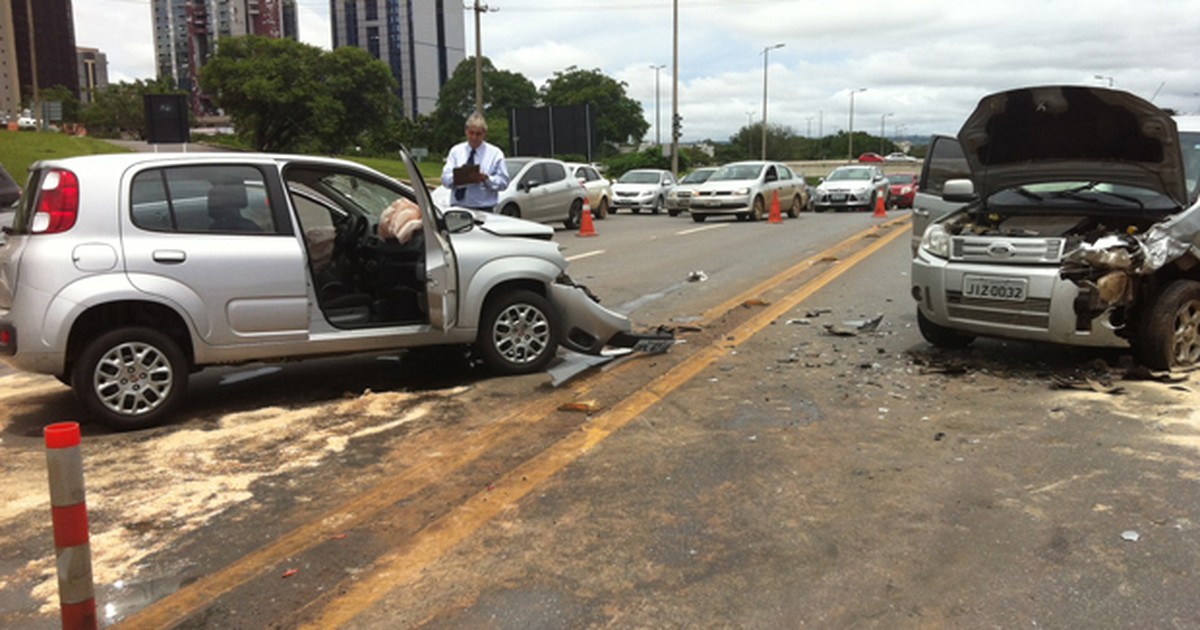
[207,181,261,232]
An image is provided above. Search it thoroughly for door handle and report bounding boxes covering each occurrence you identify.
[152,250,187,264]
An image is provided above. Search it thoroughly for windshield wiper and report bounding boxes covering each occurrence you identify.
[1012,187,1043,201]
[1054,182,1145,208]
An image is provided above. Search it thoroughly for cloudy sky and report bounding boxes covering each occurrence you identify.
[77,0,1200,144]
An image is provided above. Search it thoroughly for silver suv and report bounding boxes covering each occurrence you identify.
[689,161,808,222]
[912,86,1200,369]
[0,150,638,429]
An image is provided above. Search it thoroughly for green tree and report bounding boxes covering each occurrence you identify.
[200,35,398,153]
[79,78,182,139]
[430,57,537,153]
[540,66,649,150]
[40,85,83,123]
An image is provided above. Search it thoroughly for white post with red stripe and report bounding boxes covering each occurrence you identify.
[44,422,97,629]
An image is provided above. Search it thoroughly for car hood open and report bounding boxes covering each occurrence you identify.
[958,85,1187,205]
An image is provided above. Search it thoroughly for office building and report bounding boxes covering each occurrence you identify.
[152,0,285,114]
[7,0,79,110]
[77,47,108,105]
[330,0,465,118]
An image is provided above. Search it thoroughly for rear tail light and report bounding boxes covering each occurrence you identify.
[32,169,80,234]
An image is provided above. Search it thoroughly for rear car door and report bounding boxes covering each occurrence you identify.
[122,163,310,345]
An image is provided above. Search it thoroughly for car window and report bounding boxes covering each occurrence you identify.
[828,168,871,181]
[920,135,971,196]
[130,165,275,234]
[578,166,599,182]
[619,171,660,184]
[711,164,763,181]
[1182,131,1200,203]
[506,158,530,179]
[778,165,794,180]
[543,162,567,183]
[284,166,414,229]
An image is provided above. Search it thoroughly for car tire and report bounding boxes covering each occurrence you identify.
[668,210,679,217]
[787,195,801,218]
[814,205,827,213]
[691,214,706,223]
[500,203,520,218]
[71,326,188,430]
[564,198,583,230]
[595,197,609,220]
[476,290,560,375]
[632,207,641,214]
[750,196,765,221]
[1135,280,1200,369]
[917,309,975,348]
[652,196,663,215]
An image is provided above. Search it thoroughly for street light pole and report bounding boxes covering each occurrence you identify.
[650,64,665,146]
[760,42,784,160]
[847,87,866,161]
[880,112,893,153]
[670,0,679,175]
[746,111,754,157]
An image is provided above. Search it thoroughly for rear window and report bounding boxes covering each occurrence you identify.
[131,165,275,234]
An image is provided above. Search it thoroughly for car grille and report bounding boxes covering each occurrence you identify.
[695,191,734,197]
[676,191,693,199]
[950,236,1065,264]
[945,291,1052,328]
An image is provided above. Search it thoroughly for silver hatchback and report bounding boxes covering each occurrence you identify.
[0,150,637,429]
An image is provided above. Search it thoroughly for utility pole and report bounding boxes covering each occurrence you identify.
[25,0,39,128]
[650,64,665,145]
[670,0,679,175]
[471,0,497,116]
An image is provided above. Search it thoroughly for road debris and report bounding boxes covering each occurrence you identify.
[805,307,833,318]
[742,298,770,308]
[785,318,811,325]
[1050,376,1125,395]
[1121,530,1141,542]
[687,270,708,282]
[282,569,299,578]
[823,314,884,336]
[558,400,601,413]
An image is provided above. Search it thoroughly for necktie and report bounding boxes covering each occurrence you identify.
[455,148,477,201]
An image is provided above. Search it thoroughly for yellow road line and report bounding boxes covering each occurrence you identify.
[304,218,910,628]
[116,215,910,629]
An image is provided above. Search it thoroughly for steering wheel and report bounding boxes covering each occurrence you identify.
[334,213,368,258]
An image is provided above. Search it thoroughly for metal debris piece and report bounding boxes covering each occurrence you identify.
[822,324,858,337]
[558,400,601,413]
[549,351,617,387]
[687,270,708,282]
[1120,530,1141,542]
[1050,376,1125,395]
[785,318,811,325]
[805,307,833,317]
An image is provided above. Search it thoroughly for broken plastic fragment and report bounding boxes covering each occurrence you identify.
[1120,530,1140,542]
[558,400,601,413]
[282,568,299,578]
[687,270,708,282]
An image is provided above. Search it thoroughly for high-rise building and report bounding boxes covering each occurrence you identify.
[7,0,79,109]
[330,0,465,119]
[152,0,285,115]
[77,47,108,105]
[281,0,299,40]
[0,0,20,120]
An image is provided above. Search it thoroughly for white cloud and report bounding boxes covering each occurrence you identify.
[78,0,1200,143]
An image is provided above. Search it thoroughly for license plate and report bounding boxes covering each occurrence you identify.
[961,275,1027,301]
[831,194,846,202]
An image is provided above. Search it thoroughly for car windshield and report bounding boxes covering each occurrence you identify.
[505,158,531,178]
[1182,131,1200,202]
[619,171,661,184]
[988,181,1177,214]
[828,168,872,181]
[710,164,763,181]
[681,169,715,184]
[887,174,914,185]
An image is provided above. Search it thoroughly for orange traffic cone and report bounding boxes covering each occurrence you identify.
[768,191,783,224]
[577,197,597,237]
[873,193,887,218]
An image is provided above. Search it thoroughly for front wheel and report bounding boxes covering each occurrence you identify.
[71,327,188,430]
[917,309,975,348]
[691,214,706,223]
[787,195,801,218]
[476,290,560,374]
[750,196,765,221]
[595,197,609,220]
[1136,280,1200,369]
[500,203,520,218]
[652,196,663,215]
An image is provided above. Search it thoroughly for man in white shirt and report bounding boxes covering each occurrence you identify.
[441,113,509,211]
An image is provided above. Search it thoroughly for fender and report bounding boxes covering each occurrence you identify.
[456,256,562,330]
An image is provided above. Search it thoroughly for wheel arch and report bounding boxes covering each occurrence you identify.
[65,300,195,378]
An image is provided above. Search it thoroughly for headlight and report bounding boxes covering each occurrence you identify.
[901,186,913,194]
[735,187,750,196]
[921,224,951,259]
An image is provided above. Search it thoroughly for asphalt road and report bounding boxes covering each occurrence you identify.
[3,209,1199,628]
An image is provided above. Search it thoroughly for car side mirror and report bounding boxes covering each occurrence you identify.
[943,178,976,202]
[522,179,541,192]
[444,209,475,233]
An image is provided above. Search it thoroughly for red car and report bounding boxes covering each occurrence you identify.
[857,152,884,162]
[886,173,918,208]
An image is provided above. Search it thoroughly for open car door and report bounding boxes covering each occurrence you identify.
[401,147,458,329]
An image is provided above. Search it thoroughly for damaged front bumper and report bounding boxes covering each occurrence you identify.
[549,276,674,355]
